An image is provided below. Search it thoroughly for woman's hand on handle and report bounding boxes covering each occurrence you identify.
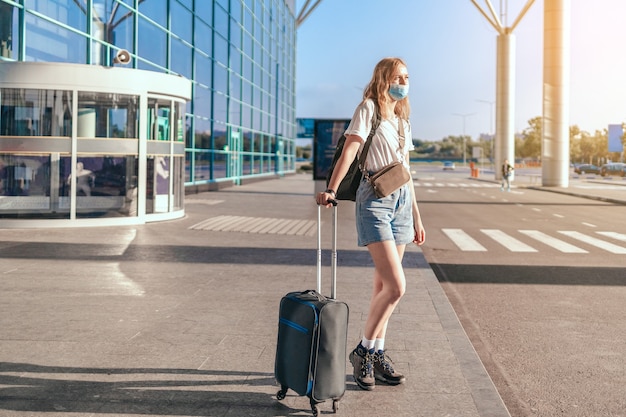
[316,190,337,207]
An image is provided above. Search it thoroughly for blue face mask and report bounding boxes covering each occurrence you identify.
[389,83,409,100]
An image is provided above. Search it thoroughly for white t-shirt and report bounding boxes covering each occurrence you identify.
[344,99,414,172]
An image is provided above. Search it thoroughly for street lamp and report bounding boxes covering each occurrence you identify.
[452,112,476,166]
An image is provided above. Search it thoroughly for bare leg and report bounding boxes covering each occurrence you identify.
[363,240,407,341]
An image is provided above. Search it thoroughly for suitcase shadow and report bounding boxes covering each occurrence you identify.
[0,362,313,416]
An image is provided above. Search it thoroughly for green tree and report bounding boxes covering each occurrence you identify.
[569,125,584,163]
[440,135,463,157]
[517,116,542,159]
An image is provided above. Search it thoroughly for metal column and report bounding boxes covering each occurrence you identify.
[542,0,570,186]
[496,33,516,180]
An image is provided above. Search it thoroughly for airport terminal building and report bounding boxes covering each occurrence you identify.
[0,0,297,227]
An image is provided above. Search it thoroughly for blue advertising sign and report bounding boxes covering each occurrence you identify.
[608,124,624,153]
[296,118,315,139]
[313,119,350,181]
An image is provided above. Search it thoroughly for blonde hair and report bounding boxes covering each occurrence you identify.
[362,57,411,120]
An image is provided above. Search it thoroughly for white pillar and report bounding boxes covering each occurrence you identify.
[542,0,570,187]
[495,33,516,179]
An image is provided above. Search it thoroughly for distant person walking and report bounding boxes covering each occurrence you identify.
[316,57,426,391]
[501,159,514,192]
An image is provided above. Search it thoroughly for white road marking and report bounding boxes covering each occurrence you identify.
[481,229,538,252]
[558,231,626,254]
[596,231,626,243]
[519,230,587,253]
[442,228,487,251]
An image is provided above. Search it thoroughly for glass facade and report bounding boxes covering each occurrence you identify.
[0,0,297,192]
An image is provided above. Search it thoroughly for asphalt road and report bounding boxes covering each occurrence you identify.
[413,166,626,417]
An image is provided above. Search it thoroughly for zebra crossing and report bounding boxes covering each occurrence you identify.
[441,228,626,254]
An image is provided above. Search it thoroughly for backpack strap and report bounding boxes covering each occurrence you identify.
[357,106,381,173]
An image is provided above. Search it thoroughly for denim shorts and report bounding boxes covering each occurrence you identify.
[355,179,414,247]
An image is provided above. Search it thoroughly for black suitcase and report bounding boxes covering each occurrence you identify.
[275,202,349,416]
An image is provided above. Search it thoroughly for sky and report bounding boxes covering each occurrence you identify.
[294,0,626,143]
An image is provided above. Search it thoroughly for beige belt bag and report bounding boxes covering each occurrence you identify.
[368,161,410,198]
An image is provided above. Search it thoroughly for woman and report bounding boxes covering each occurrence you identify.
[316,57,426,390]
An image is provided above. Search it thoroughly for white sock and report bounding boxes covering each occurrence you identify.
[374,338,385,352]
[361,337,375,351]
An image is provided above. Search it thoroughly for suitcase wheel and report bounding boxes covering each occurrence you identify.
[310,401,320,417]
[276,386,287,400]
[333,399,339,413]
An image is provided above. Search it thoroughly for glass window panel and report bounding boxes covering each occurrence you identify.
[195,53,212,87]
[230,74,241,101]
[171,1,192,43]
[185,151,192,182]
[242,130,252,152]
[59,155,138,218]
[213,124,226,151]
[1,88,72,136]
[230,45,241,75]
[195,19,212,55]
[147,98,171,141]
[193,150,211,181]
[268,114,275,135]
[215,0,229,13]
[138,16,166,68]
[212,152,226,179]
[194,118,212,149]
[193,84,212,119]
[174,101,185,142]
[213,64,227,94]
[243,32,252,58]
[195,1,212,26]
[105,2,134,52]
[241,103,251,129]
[171,37,192,78]
[25,14,87,63]
[146,155,170,213]
[177,0,193,10]
[0,3,19,59]
[78,92,138,139]
[244,7,253,35]
[242,56,252,81]
[213,93,227,124]
[229,99,241,125]
[24,0,87,31]
[253,15,261,40]
[230,17,241,49]
[253,108,261,131]
[185,114,193,148]
[242,80,252,105]
[137,59,162,72]
[214,5,228,38]
[172,156,183,210]
[138,0,166,27]
[0,154,51,198]
[253,85,261,109]
[214,33,228,66]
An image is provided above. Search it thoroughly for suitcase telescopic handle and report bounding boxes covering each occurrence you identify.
[317,200,338,299]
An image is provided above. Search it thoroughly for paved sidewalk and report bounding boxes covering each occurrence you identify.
[0,173,511,417]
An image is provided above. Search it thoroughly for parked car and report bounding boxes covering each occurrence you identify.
[442,161,456,171]
[574,164,599,175]
[600,163,626,177]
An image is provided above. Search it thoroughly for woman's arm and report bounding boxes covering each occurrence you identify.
[406,154,425,245]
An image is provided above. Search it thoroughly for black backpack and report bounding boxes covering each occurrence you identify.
[325,111,381,201]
